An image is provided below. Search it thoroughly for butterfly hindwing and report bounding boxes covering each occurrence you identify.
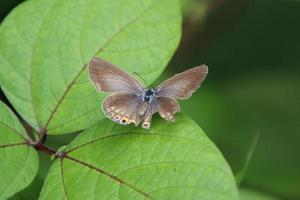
[102,93,142,126]
[141,102,158,129]
[157,97,180,122]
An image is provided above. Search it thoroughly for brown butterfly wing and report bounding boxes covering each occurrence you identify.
[89,57,144,94]
[157,97,180,122]
[102,93,143,126]
[156,65,208,99]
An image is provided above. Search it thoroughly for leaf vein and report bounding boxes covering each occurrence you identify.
[66,132,205,153]
[0,142,26,148]
[60,159,70,200]
[0,121,25,139]
[64,155,152,199]
[116,161,228,178]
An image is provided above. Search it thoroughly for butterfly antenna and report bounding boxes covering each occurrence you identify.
[133,72,149,86]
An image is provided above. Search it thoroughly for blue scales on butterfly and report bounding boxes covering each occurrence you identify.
[142,88,155,103]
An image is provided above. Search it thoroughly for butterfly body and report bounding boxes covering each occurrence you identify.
[89,58,208,129]
[142,88,155,103]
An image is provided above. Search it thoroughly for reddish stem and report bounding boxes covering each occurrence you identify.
[31,142,56,155]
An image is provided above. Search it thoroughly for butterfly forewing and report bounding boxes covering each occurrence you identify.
[89,58,144,94]
[156,65,208,99]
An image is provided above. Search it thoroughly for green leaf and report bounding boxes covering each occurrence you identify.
[0,101,39,199]
[239,188,279,200]
[0,0,182,135]
[40,114,238,200]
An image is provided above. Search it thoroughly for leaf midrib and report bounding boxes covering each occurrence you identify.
[62,155,152,199]
[60,134,230,199]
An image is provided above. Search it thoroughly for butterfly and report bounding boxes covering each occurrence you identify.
[88,57,208,129]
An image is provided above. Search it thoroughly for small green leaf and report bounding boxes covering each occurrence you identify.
[0,0,182,135]
[0,102,39,200]
[235,132,260,185]
[40,114,238,200]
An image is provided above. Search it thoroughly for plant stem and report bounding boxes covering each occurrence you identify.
[25,127,58,157]
[33,142,56,156]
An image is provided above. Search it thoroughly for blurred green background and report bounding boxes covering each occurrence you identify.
[1,0,299,199]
